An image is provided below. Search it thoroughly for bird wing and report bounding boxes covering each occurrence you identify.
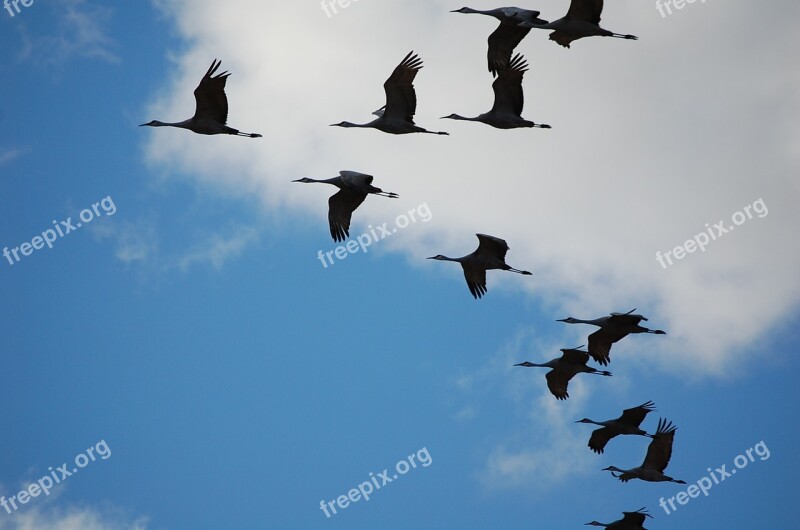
[474,233,509,261]
[642,418,677,473]
[621,508,651,526]
[383,52,423,124]
[462,263,487,299]
[328,189,367,242]
[339,171,374,189]
[193,59,230,124]
[588,426,615,454]
[618,401,656,427]
[565,0,603,24]
[548,31,581,48]
[560,348,589,365]
[491,53,527,116]
[545,369,572,400]
[487,24,530,76]
[587,327,626,366]
[608,312,646,326]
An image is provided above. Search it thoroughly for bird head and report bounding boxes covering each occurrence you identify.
[584,523,605,527]
[440,113,464,120]
[330,121,356,128]
[575,418,593,424]
[513,361,536,367]
[426,255,448,261]
[450,7,475,13]
[292,178,315,183]
[139,120,164,127]
[602,466,622,473]
[556,317,579,324]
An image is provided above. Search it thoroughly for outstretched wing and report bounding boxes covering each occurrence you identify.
[618,401,655,428]
[587,327,627,365]
[462,263,487,299]
[383,52,423,124]
[328,189,367,242]
[566,0,604,24]
[642,418,677,473]
[487,24,530,76]
[474,233,509,261]
[194,59,230,124]
[588,426,615,454]
[491,53,527,116]
[621,508,651,526]
[545,369,572,400]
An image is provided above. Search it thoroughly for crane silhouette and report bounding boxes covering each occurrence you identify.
[293,171,398,242]
[140,59,261,137]
[585,508,652,529]
[450,7,548,76]
[603,418,686,484]
[514,347,612,400]
[427,234,531,299]
[518,0,638,49]
[558,309,666,365]
[331,52,448,135]
[442,54,551,129]
[576,401,656,454]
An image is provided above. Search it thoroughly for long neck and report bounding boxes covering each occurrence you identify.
[446,114,480,122]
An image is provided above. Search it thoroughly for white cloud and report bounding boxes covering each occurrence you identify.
[139,0,800,376]
[0,506,148,530]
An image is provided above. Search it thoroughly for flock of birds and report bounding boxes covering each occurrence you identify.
[138,1,682,527]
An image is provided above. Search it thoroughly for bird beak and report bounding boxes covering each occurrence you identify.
[291,179,303,182]
[556,318,567,322]
[426,256,436,259]
[138,123,148,127]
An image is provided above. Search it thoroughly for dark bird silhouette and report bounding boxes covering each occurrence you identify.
[442,54,550,129]
[585,507,652,529]
[558,309,666,365]
[428,234,531,299]
[576,401,656,454]
[331,52,448,135]
[450,7,548,75]
[293,171,398,242]
[603,418,686,484]
[514,347,612,400]
[140,59,261,137]
[518,0,638,49]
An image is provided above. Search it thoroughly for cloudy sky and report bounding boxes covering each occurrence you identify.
[1,0,798,528]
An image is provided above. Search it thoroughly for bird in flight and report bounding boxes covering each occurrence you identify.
[293,171,398,242]
[442,53,551,129]
[514,347,612,400]
[576,401,656,454]
[518,0,638,49]
[140,59,261,137]
[331,51,449,135]
[427,234,532,299]
[603,418,686,484]
[558,309,666,365]
[450,7,548,76]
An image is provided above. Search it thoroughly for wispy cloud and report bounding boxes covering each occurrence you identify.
[17,0,119,65]
[0,148,24,167]
[93,218,258,275]
[0,505,148,530]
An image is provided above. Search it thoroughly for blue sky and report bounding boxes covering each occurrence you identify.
[1,1,799,528]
